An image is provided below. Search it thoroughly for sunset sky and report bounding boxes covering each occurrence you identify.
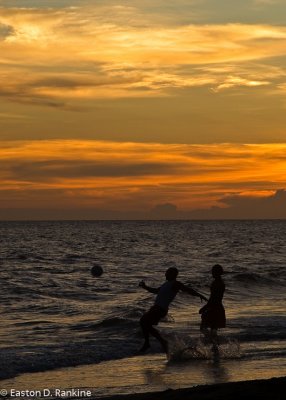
[1,0,286,219]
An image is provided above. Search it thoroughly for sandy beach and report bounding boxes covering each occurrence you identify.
[99,376,285,400]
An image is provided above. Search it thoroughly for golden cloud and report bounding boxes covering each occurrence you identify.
[0,5,286,106]
[1,140,286,212]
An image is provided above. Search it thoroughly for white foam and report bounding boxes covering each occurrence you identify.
[167,334,241,362]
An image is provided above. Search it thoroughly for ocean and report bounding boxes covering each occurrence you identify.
[0,220,286,397]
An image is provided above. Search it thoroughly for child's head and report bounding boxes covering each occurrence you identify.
[212,264,224,278]
[165,267,178,281]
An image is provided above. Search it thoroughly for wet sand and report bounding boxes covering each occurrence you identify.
[2,353,286,399]
[99,376,285,400]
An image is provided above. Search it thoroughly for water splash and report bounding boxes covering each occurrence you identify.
[167,334,241,362]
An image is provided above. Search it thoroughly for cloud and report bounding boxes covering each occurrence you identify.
[253,0,281,5]
[0,5,286,108]
[212,75,270,91]
[2,188,286,220]
[1,140,286,219]
[187,189,286,219]
[0,22,13,39]
[148,190,286,219]
[0,112,32,119]
[0,0,80,9]
[6,159,183,180]
[146,189,286,219]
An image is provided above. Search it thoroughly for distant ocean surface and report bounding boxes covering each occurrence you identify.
[0,220,286,391]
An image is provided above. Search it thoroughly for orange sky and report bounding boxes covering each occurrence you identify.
[0,1,286,219]
[1,140,286,219]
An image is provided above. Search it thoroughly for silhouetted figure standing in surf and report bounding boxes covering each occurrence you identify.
[139,267,207,353]
[199,264,226,351]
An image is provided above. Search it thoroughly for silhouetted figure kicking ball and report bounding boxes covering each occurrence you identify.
[139,267,207,354]
[199,264,226,353]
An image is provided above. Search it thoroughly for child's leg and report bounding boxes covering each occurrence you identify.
[149,326,168,353]
[139,313,151,351]
[200,323,211,342]
[210,328,219,354]
[210,328,218,342]
[139,306,167,352]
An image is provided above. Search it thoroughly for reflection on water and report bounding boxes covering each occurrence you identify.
[2,353,286,398]
[143,357,230,389]
[205,359,230,384]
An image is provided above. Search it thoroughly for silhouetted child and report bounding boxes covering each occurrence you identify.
[139,267,207,353]
[199,264,226,351]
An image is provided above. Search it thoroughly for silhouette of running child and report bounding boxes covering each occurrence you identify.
[199,264,226,352]
[139,267,207,353]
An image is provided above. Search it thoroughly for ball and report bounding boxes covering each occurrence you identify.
[91,264,104,277]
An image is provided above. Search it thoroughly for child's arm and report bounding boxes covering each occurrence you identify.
[139,280,160,294]
[177,282,207,302]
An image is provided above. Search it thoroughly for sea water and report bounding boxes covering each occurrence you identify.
[0,220,286,396]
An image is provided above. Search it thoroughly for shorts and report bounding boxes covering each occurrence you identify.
[201,304,226,329]
[140,305,167,326]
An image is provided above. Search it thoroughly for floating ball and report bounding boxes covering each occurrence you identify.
[91,264,104,277]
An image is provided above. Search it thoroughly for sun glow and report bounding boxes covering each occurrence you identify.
[0,2,286,218]
[1,140,286,215]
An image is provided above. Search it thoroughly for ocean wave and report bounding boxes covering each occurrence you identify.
[1,220,286,381]
[0,336,139,380]
[13,320,52,327]
[1,320,286,381]
[230,271,286,286]
[69,316,135,332]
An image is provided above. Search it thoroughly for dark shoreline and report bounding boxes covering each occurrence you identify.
[97,376,285,400]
